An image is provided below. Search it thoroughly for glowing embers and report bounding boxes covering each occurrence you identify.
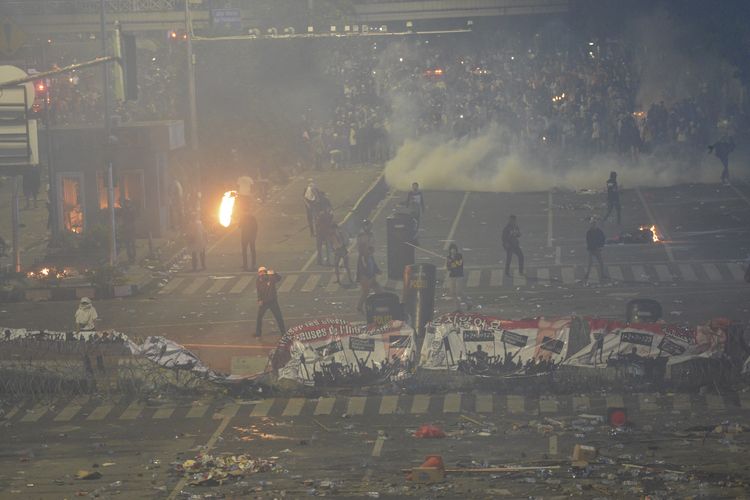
[219,191,237,227]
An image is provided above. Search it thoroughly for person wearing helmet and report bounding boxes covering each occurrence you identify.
[255,267,285,338]
[75,297,98,331]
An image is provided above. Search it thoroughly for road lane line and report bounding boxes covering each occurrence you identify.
[379,395,398,415]
[346,397,366,416]
[443,393,461,413]
[182,276,208,295]
[371,434,386,457]
[158,277,185,294]
[654,264,672,282]
[443,191,470,251]
[54,397,88,422]
[207,278,231,294]
[410,395,430,414]
[282,398,305,417]
[561,267,575,284]
[229,275,253,294]
[703,263,722,281]
[679,264,698,281]
[635,187,675,262]
[300,274,321,292]
[608,265,624,282]
[475,394,493,413]
[467,270,480,288]
[547,191,553,247]
[277,274,298,293]
[314,397,336,415]
[250,399,274,417]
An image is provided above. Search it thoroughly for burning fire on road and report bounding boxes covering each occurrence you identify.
[219,191,237,228]
[639,224,661,243]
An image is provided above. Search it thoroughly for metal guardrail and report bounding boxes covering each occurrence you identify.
[3,0,179,15]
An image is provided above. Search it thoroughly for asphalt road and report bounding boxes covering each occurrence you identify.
[2,179,749,373]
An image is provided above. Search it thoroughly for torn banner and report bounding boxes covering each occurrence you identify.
[269,318,415,386]
[420,313,729,374]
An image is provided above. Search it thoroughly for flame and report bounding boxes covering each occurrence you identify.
[219,191,237,228]
[639,225,660,243]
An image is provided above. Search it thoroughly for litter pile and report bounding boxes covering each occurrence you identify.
[174,454,276,486]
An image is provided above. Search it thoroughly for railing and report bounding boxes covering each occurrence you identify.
[4,0,180,15]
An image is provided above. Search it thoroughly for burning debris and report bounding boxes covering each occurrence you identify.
[219,190,238,228]
[26,266,78,281]
[610,225,662,244]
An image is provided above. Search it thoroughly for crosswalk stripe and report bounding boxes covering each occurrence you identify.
[54,397,88,422]
[606,395,624,408]
[314,397,336,415]
[379,395,398,415]
[739,395,750,410]
[561,267,575,284]
[282,398,305,417]
[490,270,503,286]
[513,272,526,287]
[301,274,321,292]
[475,394,493,413]
[277,275,299,293]
[216,403,239,420]
[443,393,461,413]
[119,401,146,420]
[608,265,624,281]
[638,394,659,411]
[679,264,698,281]
[467,270,481,288]
[207,278,231,294]
[654,264,672,282]
[536,268,550,282]
[672,394,691,410]
[186,401,210,418]
[152,405,176,419]
[632,265,648,281]
[410,395,430,414]
[19,403,49,423]
[159,277,185,294]
[706,394,725,410]
[539,398,558,413]
[325,276,340,292]
[703,263,722,281]
[182,276,208,295]
[507,395,525,414]
[87,402,115,421]
[346,397,366,416]
[229,275,253,294]
[2,405,21,421]
[728,263,746,281]
[250,399,274,417]
[586,267,600,283]
[573,396,590,411]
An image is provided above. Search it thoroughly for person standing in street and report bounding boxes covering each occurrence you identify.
[121,198,137,265]
[187,216,207,271]
[255,267,286,338]
[240,209,258,272]
[356,246,382,313]
[446,243,470,311]
[356,219,374,256]
[602,171,621,225]
[303,180,319,237]
[584,218,608,283]
[708,136,736,185]
[75,297,98,331]
[329,222,353,285]
[406,182,425,229]
[501,215,524,277]
[315,204,333,266]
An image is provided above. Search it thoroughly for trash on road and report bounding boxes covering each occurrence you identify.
[174,454,276,486]
[413,424,446,438]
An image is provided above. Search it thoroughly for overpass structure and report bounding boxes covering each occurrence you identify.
[3,0,569,36]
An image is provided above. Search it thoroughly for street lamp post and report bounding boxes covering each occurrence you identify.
[100,0,117,266]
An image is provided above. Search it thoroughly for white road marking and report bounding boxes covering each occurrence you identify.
[606,395,624,408]
[443,393,461,413]
[300,274,321,292]
[654,264,672,282]
[632,265,648,281]
[507,395,525,414]
[182,276,208,295]
[229,275,253,294]
[490,269,503,286]
[152,405,176,420]
[703,263,722,281]
[411,395,430,414]
[277,274,299,293]
[513,271,526,287]
[539,398,558,413]
[314,397,336,415]
[573,396,590,411]
[282,398,305,417]
[536,268,550,282]
[635,187,675,262]
[347,397,367,416]
[250,399,274,417]
[728,263,745,281]
[467,270,481,288]
[379,395,398,414]
[207,278,231,294]
[186,401,210,418]
[679,264,698,281]
[326,276,340,292]
[730,183,750,207]
[19,403,49,423]
[54,397,88,422]
[86,402,115,421]
[119,401,146,420]
[672,394,691,410]
[475,394,493,413]
[159,277,185,294]
[561,267,575,284]
[608,266,624,282]
[443,191,470,251]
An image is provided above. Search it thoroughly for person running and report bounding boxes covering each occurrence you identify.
[446,243,469,311]
[255,267,286,338]
[329,222,353,285]
[708,136,736,185]
[356,246,382,313]
[406,182,425,229]
[584,218,608,283]
[602,171,621,225]
[501,215,524,277]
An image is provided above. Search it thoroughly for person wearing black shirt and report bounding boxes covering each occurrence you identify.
[405,182,425,229]
[708,136,736,185]
[501,215,524,277]
[602,171,621,225]
[446,243,468,310]
[584,218,608,282]
[255,267,285,338]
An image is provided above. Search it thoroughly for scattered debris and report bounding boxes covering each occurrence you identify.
[174,454,276,486]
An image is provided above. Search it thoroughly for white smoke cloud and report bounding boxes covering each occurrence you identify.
[384,125,732,192]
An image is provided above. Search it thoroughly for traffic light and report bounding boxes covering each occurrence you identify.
[114,24,138,101]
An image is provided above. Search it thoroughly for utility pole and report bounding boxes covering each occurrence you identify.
[185,0,201,213]
[100,0,117,266]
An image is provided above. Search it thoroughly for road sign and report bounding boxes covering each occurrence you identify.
[0,18,27,56]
